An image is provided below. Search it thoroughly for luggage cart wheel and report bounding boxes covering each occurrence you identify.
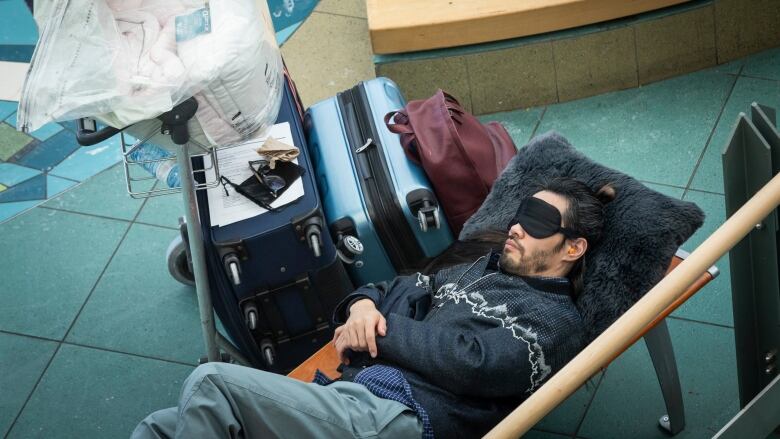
[166,234,195,286]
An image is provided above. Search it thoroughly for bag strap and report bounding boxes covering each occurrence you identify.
[384,110,421,164]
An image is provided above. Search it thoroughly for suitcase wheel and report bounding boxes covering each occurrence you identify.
[336,234,364,264]
[417,207,441,233]
[166,234,195,286]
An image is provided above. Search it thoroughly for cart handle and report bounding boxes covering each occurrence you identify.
[76,118,122,146]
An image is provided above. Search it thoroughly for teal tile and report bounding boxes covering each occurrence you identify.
[0,208,127,339]
[537,68,735,187]
[535,373,602,435]
[0,332,58,437]
[45,175,78,198]
[0,121,33,161]
[0,162,39,186]
[0,172,45,202]
[742,46,780,80]
[0,100,17,120]
[0,199,38,223]
[0,0,37,45]
[134,187,185,228]
[478,107,546,147]
[48,135,122,181]
[642,181,685,199]
[579,319,738,438]
[7,344,193,439]
[690,76,780,193]
[67,224,203,364]
[523,430,572,439]
[0,44,34,62]
[673,190,732,326]
[44,164,152,221]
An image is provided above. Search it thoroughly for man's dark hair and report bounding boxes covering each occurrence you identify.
[424,177,615,298]
[535,177,615,296]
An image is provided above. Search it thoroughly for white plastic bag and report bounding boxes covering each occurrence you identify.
[18,0,284,147]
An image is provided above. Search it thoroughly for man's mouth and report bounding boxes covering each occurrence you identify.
[505,238,522,252]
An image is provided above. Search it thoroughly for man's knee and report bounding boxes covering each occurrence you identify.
[182,363,225,398]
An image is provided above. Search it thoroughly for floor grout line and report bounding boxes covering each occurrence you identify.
[573,370,606,437]
[0,329,198,367]
[725,72,780,83]
[529,106,548,141]
[4,191,155,437]
[666,314,734,330]
[312,10,366,21]
[37,205,178,230]
[682,65,744,199]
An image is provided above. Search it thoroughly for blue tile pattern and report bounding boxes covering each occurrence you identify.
[0,162,40,186]
[48,136,122,182]
[46,174,77,198]
[0,172,45,202]
[0,0,37,45]
[0,199,39,223]
[0,44,35,63]
[0,100,17,120]
[16,128,79,171]
[4,111,64,141]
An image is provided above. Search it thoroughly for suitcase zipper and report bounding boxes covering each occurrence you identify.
[337,84,426,272]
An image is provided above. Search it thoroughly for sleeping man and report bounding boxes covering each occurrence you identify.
[132,176,614,439]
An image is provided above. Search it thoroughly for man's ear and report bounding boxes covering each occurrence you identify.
[563,237,588,261]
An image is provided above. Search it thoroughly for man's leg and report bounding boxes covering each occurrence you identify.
[131,362,422,438]
[132,407,178,439]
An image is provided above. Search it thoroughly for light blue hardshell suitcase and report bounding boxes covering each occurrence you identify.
[304,78,454,286]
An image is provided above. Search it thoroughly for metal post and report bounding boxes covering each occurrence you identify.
[723,104,780,407]
[177,143,220,362]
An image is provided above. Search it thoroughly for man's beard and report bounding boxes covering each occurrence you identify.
[499,244,555,276]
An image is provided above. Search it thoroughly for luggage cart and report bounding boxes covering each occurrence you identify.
[75,98,250,366]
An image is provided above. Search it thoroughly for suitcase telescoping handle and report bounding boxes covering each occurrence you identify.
[76,118,121,146]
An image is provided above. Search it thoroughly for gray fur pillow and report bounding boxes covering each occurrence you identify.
[460,131,705,342]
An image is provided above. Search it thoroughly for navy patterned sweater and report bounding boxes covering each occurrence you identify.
[332,253,586,438]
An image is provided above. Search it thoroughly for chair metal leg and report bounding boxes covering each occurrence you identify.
[644,319,685,435]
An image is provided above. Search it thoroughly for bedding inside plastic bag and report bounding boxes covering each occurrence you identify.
[18,0,284,147]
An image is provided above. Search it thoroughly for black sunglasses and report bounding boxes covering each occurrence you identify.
[219,175,278,212]
[249,159,287,198]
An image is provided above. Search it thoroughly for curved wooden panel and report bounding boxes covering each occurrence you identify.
[368,0,693,54]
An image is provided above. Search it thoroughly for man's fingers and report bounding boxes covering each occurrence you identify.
[365,322,377,358]
[356,320,368,349]
[332,325,344,344]
[335,336,350,365]
[378,315,387,336]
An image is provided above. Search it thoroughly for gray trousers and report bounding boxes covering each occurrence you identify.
[131,362,423,439]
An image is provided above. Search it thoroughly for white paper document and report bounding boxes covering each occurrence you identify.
[205,122,304,227]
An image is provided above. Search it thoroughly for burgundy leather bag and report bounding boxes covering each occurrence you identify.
[385,90,516,235]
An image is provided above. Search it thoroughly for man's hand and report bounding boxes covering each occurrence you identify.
[332,299,387,365]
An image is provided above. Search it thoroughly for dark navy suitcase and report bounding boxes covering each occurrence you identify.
[196,77,353,372]
[304,78,454,287]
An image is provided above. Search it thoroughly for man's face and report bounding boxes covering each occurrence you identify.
[500,191,570,277]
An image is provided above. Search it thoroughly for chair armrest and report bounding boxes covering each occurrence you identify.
[287,342,342,382]
[605,249,718,365]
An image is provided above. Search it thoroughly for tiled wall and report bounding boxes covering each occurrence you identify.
[375,0,780,114]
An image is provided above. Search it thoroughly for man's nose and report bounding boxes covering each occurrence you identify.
[508,223,525,239]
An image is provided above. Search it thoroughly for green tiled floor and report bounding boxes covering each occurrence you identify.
[2,43,779,439]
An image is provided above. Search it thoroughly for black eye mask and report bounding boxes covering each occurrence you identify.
[508,196,579,239]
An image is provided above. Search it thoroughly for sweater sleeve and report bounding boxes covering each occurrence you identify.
[332,272,436,325]
[376,313,537,398]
